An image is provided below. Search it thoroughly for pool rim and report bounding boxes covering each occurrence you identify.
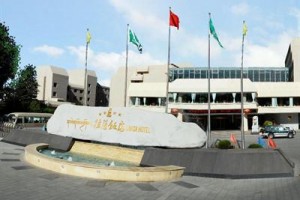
[24,143,185,182]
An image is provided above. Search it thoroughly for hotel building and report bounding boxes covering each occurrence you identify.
[36,65,98,106]
[110,38,300,131]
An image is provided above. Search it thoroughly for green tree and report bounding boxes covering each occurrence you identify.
[0,22,20,90]
[14,64,38,110]
[15,64,38,100]
[3,64,38,112]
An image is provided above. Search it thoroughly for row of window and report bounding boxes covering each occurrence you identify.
[130,95,300,107]
[52,91,91,104]
[170,67,289,82]
[53,82,92,88]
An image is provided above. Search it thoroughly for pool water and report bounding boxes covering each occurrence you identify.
[40,149,137,167]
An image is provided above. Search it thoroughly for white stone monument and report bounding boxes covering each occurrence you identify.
[251,116,259,134]
[47,104,207,148]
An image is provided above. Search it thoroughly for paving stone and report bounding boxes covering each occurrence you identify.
[135,183,159,191]
[39,173,60,181]
[2,152,21,155]
[0,159,20,162]
[173,181,199,189]
[86,180,107,187]
[11,165,34,170]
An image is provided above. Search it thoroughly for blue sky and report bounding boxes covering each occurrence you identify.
[1,0,300,86]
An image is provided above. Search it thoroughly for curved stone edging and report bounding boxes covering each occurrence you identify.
[24,143,184,182]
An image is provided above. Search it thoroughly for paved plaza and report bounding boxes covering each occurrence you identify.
[1,132,300,200]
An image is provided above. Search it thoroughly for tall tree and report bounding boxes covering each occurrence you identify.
[3,64,38,112]
[0,22,20,90]
[14,64,38,109]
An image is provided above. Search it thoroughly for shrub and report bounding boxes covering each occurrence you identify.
[263,120,273,127]
[217,140,233,149]
[248,144,263,148]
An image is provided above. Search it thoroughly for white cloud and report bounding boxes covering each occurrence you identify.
[174,30,207,57]
[109,0,166,36]
[67,46,86,66]
[67,45,164,86]
[236,32,292,67]
[33,45,65,57]
[68,46,164,71]
[231,2,249,16]
[99,79,111,87]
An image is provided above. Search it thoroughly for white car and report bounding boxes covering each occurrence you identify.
[262,125,296,139]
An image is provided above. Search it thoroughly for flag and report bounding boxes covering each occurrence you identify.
[230,134,237,144]
[243,21,248,36]
[209,16,224,48]
[267,137,277,149]
[86,29,91,44]
[170,10,180,29]
[129,28,142,54]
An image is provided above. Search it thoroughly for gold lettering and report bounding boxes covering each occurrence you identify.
[66,116,150,134]
[108,120,117,130]
[102,120,108,130]
[79,119,89,132]
[117,121,125,132]
[137,127,150,133]
[106,108,112,117]
[94,119,101,128]
[125,125,150,133]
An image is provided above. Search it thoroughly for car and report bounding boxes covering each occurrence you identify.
[285,126,296,135]
[261,125,296,139]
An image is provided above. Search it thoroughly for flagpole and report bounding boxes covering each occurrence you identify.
[165,7,172,114]
[207,13,211,148]
[240,20,246,149]
[124,24,129,107]
[84,28,89,106]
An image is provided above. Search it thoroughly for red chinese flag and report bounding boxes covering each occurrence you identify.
[169,10,180,29]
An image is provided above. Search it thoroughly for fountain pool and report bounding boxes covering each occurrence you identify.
[40,148,136,167]
[24,142,185,182]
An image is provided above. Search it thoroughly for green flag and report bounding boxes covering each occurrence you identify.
[209,17,224,48]
[129,28,142,53]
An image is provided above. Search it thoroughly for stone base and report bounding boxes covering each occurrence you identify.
[141,148,294,179]
[2,129,74,151]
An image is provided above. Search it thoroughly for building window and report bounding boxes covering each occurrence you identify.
[74,89,77,92]
[53,82,57,87]
[79,97,82,101]
[87,98,90,101]
[52,92,57,97]
[80,90,83,93]
[88,91,91,94]
[88,84,91,88]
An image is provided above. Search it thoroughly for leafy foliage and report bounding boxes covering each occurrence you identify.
[263,120,273,127]
[1,64,39,113]
[0,22,49,115]
[14,64,38,102]
[0,22,20,89]
[216,140,234,149]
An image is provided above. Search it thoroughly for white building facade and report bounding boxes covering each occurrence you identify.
[37,65,97,106]
[110,38,300,131]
